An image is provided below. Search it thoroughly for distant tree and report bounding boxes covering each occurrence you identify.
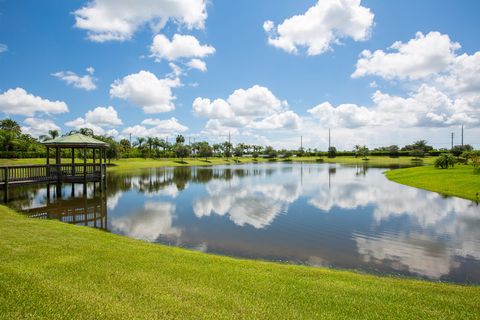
[119,139,131,153]
[451,144,473,157]
[146,137,155,155]
[355,145,369,159]
[264,146,277,158]
[410,149,425,159]
[462,150,480,170]
[233,144,244,157]
[402,140,433,154]
[159,139,170,155]
[39,129,60,142]
[212,144,222,157]
[328,146,337,158]
[222,141,232,158]
[282,150,293,158]
[0,130,16,151]
[435,153,456,169]
[198,142,213,160]
[78,128,94,136]
[176,135,185,145]
[0,119,21,136]
[135,137,146,148]
[175,144,191,161]
[388,145,399,158]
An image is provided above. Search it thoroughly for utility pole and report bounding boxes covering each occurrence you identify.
[300,136,303,151]
[451,132,454,150]
[129,133,131,146]
[461,124,464,146]
[228,131,231,145]
[328,128,331,150]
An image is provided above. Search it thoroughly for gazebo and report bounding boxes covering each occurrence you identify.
[42,133,109,183]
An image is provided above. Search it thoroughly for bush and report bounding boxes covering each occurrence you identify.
[0,151,46,158]
[434,153,456,169]
[328,147,337,158]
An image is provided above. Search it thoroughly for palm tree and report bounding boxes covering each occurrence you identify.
[39,129,60,142]
[78,128,94,136]
[176,135,185,145]
[135,137,146,148]
[146,137,155,155]
[0,119,21,136]
[0,130,16,151]
[212,143,222,156]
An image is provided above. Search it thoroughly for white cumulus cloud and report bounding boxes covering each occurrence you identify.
[123,117,188,138]
[65,106,122,135]
[193,85,300,132]
[21,118,61,137]
[264,0,374,55]
[110,70,181,114]
[308,102,376,128]
[352,31,460,80]
[74,0,207,42]
[150,34,215,62]
[52,67,97,91]
[186,58,207,72]
[0,88,68,116]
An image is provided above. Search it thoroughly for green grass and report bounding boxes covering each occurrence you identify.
[0,156,436,172]
[1,207,479,319]
[386,165,480,202]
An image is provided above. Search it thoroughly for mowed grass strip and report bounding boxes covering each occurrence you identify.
[386,165,480,202]
[0,207,479,320]
[0,156,436,171]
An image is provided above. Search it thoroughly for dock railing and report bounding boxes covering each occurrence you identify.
[0,164,106,186]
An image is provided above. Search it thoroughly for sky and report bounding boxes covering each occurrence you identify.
[0,0,479,150]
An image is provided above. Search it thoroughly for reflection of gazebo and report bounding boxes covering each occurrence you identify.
[42,133,108,182]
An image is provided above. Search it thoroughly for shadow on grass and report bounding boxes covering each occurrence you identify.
[200,159,211,163]
[173,160,188,164]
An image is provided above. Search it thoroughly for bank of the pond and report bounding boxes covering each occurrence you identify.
[0,155,436,171]
[386,165,480,202]
[1,206,478,320]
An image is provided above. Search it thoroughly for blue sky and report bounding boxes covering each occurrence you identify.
[1,0,479,149]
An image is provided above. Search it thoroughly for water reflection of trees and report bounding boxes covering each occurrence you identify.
[105,166,276,196]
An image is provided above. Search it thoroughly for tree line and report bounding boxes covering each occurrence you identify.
[0,118,476,163]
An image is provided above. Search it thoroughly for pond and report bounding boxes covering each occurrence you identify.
[4,162,480,284]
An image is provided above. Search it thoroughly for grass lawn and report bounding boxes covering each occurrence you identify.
[0,155,436,172]
[1,206,479,320]
[386,165,480,202]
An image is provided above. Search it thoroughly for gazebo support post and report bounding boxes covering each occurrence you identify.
[99,148,103,180]
[71,147,75,176]
[83,147,87,183]
[46,147,50,177]
[56,147,61,182]
[93,148,96,175]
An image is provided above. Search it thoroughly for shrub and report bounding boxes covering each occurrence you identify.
[434,153,456,169]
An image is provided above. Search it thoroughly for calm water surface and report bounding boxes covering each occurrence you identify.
[4,163,480,284]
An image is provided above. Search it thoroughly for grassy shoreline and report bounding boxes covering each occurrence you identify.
[385,164,480,202]
[1,206,479,319]
[0,155,436,171]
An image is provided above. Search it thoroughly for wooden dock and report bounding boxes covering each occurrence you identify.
[0,164,106,187]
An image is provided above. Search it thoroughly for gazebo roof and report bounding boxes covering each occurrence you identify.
[42,133,109,148]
